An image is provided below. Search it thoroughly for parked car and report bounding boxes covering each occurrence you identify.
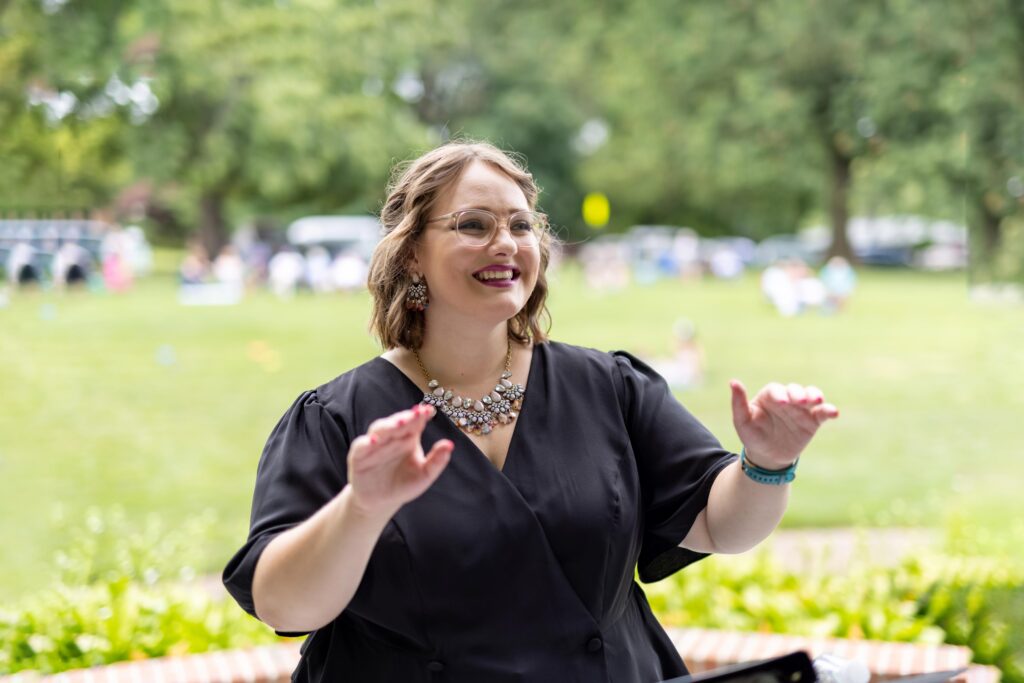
[286,215,381,261]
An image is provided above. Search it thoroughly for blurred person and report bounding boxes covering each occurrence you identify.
[51,241,93,289]
[267,246,305,298]
[178,242,244,307]
[761,259,799,316]
[100,227,133,292]
[581,242,630,292]
[245,239,273,288]
[122,225,154,277]
[709,245,744,280]
[7,242,41,288]
[330,248,369,294]
[670,317,705,389]
[672,231,701,280]
[819,256,857,313]
[305,246,333,293]
[223,141,840,682]
[648,318,706,391]
[213,244,246,288]
[788,259,826,312]
[179,241,211,285]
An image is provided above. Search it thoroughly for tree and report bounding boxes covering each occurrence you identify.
[127,0,434,253]
[0,0,134,214]
[936,0,1024,278]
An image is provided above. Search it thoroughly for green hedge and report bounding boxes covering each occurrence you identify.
[645,548,1023,683]
[2,509,1022,681]
[0,509,282,675]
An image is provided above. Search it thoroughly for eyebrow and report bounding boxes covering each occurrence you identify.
[454,205,531,215]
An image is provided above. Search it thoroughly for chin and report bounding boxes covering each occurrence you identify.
[478,293,530,325]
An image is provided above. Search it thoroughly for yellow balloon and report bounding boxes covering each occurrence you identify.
[582,192,610,228]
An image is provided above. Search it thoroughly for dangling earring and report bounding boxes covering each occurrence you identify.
[405,273,428,311]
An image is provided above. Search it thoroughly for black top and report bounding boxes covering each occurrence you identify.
[223,341,737,683]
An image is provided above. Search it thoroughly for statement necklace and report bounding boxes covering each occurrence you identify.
[414,342,525,436]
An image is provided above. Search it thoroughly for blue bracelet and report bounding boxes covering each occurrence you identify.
[740,448,798,485]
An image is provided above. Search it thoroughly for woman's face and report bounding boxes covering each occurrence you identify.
[413,160,541,330]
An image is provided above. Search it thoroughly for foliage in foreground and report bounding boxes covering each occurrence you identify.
[646,537,1024,683]
[2,509,1022,682]
[0,509,281,675]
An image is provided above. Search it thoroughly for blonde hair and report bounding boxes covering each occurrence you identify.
[368,141,554,350]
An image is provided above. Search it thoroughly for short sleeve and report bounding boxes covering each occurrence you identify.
[612,351,738,583]
[222,390,349,623]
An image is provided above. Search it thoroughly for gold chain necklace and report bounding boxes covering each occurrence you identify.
[414,341,525,436]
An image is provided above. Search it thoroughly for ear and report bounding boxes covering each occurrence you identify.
[405,252,421,278]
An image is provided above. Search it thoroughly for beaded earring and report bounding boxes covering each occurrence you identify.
[405,273,428,311]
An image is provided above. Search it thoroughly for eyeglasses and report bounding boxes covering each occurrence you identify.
[424,209,547,248]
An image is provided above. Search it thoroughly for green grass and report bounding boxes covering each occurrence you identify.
[1,260,1022,601]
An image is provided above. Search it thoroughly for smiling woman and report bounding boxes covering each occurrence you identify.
[222,140,839,683]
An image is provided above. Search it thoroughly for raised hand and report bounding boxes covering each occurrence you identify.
[346,404,453,518]
[729,380,839,469]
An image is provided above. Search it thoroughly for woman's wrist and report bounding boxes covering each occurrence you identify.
[739,448,799,485]
[337,485,399,528]
[741,447,796,471]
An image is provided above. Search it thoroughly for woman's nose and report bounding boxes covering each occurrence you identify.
[488,223,519,254]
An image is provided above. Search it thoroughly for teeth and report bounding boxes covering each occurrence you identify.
[475,270,514,281]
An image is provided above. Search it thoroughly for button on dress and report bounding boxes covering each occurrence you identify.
[223,341,737,682]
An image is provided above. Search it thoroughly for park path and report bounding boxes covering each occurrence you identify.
[760,527,939,572]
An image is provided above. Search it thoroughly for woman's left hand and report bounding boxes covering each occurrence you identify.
[730,380,839,468]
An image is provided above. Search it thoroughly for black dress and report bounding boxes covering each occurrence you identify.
[223,341,737,683]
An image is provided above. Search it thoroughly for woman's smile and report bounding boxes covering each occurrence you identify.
[472,264,521,287]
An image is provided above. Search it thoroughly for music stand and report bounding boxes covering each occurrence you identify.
[660,651,817,683]
[660,651,968,683]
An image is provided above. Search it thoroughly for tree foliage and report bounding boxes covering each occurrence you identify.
[1,0,1021,270]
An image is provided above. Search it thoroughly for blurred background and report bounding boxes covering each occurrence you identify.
[1,0,1022,679]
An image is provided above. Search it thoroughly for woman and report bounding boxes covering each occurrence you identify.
[223,141,839,682]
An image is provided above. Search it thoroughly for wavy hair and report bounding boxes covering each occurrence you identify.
[367,141,554,350]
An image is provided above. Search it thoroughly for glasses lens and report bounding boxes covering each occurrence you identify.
[509,212,544,247]
[453,210,545,247]
[455,210,496,246]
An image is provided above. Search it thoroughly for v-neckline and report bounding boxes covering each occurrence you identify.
[375,343,541,475]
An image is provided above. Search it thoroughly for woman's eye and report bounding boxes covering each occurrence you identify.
[459,220,488,233]
[511,220,533,232]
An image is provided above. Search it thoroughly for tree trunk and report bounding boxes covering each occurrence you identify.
[978,200,1003,259]
[827,145,856,262]
[197,192,228,258]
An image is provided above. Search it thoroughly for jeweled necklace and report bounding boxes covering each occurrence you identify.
[414,341,525,436]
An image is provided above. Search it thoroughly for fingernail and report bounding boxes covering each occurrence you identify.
[369,434,378,445]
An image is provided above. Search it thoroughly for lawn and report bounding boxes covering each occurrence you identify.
[1,259,1022,601]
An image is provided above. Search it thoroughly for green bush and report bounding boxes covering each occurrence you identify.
[3,508,1021,682]
[645,547,1023,683]
[0,508,282,676]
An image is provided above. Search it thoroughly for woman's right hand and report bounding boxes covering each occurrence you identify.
[345,404,453,519]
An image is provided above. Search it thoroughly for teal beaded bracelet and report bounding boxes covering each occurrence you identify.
[740,448,798,485]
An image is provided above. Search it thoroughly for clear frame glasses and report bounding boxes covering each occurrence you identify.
[425,209,547,248]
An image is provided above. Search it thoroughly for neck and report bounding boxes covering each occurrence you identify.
[417,313,511,385]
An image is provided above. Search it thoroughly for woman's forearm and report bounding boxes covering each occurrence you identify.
[251,485,394,632]
[703,459,790,554]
